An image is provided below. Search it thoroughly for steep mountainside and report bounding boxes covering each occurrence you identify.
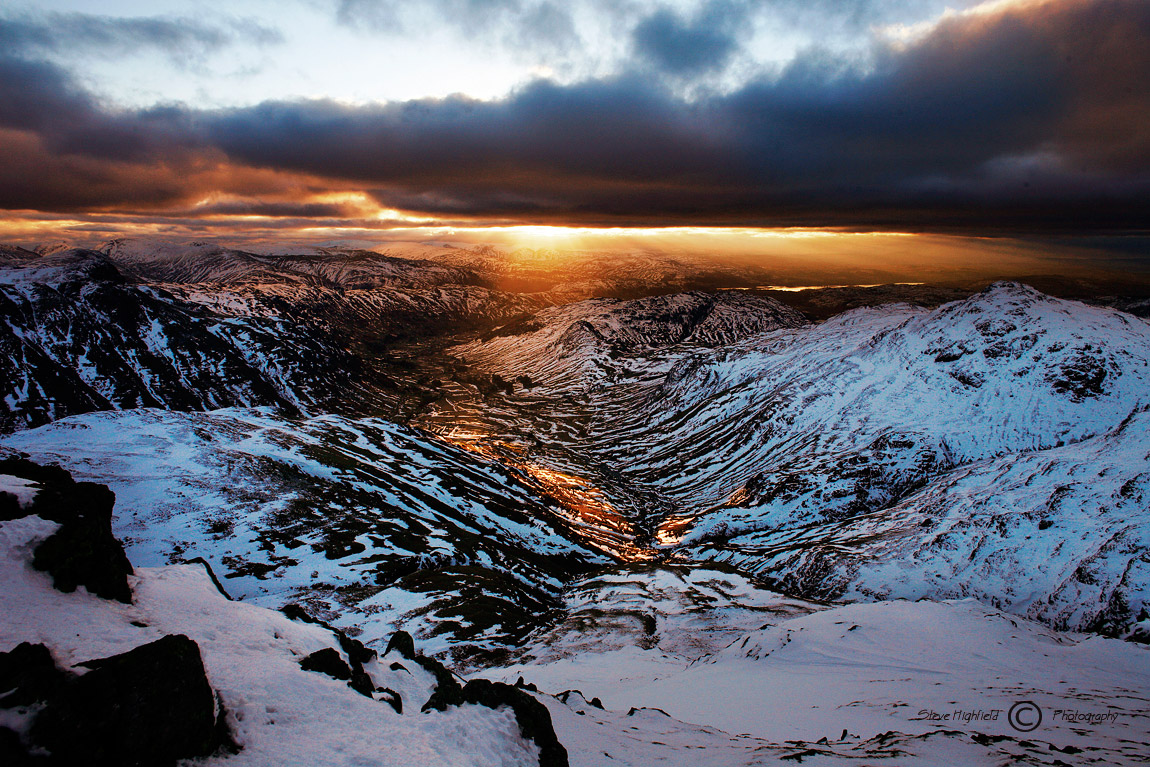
[0,250,356,432]
[457,291,807,392]
[0,408,613,662]
[587,283,1150,514]
[0,247,543,432]
[444,282,1150,634]
[687,406,1150,637]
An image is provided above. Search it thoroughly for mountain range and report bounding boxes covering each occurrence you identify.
[3,239,1149,765]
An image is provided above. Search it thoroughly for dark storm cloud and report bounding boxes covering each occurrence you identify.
[631,2,747,76]
[0,55,197,163]
[0,12,281,66]
[1,0,1148,232]
[179,199,368,219]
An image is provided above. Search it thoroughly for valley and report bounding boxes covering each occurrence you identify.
[3,239,1150,765]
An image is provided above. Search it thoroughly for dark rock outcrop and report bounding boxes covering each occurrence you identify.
[282,604,375,697]
[32,634,233,766]
[377,687,403,714]
[0,635,234,766]
[384,629,415,660]
[0,642,68,709]
[422,662,568,767]
[0,490,21,520]
[31,498,134,604]
[300,648,352,680]
[0,725,46,766]
[0,457,134,603]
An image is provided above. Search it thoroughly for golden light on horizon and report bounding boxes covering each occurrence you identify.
[420,224,922,253]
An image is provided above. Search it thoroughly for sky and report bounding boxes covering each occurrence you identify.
[0,0,1148,255]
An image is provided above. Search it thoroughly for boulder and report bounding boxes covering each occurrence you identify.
[0,642,68,709]
[299,648,352,681]
[31,495,134,603]
[29,634,234,766]
[384,630,415,660]
[0,458,134,603]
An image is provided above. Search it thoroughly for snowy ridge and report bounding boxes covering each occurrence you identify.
[593,283,1150,513]
[688,406,1150,636]
[0,247,544,432]
[455,291,807,393]
[0,250,354,432]
[101,238,482,289]
[163,281,542,334]
[0,408,608,659]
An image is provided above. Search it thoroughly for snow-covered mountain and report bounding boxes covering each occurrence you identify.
[0,246,541,432]
[0,249,357,431]
[100,238,483,289]
[445,282,1150,635]
[456,291,807,393]
[687,406,1150,638]
[585,282,1150,511]
[5,239,1150,764]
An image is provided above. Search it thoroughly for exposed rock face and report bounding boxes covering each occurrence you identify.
[0,249,336,432]
[0,642,68,709]
[384,629,416,659]
[300,647,354,680]
[421,651,568,767]
[0,246,540,433]
[31,500,134,604]
[1,635,234,766]
[282,603,377,697]
[0,457,133,603]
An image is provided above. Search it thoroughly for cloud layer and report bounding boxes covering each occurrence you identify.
[0,0,1147,233]
[0,12,281,67]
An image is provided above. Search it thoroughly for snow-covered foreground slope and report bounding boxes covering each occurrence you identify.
[489,567,1150,765]
[0,516,543,766]
[0,408,611,660]
[13,474,1146,765]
